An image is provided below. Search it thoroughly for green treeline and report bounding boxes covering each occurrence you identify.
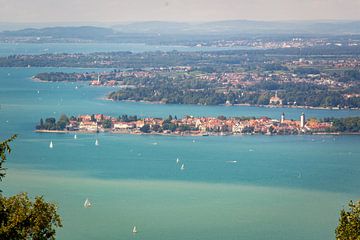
[108,81,360,107]
[36,114,70,130]
[35,72,92,82]
[324,117,360,132]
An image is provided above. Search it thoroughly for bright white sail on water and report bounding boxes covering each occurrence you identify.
[84,198,91,208]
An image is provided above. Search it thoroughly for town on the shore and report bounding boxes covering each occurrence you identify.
[35,113,360,136]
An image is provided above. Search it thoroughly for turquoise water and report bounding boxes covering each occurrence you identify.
[0,42,254,56]
[0,46,360,239]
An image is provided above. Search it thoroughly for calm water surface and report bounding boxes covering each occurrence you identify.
[0,42,254,56]
[0,46,359,240]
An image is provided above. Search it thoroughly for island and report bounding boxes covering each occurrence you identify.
[35,113,360,136]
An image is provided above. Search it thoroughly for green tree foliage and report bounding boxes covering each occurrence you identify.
[140,124,150,133]
[56,114,69,130]
[0,193,62,240]
[336,200,360,240]
[162,123,177,132]
[0,135,17,183]
[0,136,62,239]
[324,117,360,132]
[118,114,138,122]
[36,115,70,130]
[294,67,320,75]
[339,70,360,82]
[102,119,112,129]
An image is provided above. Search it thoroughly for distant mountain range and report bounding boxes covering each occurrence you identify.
[0,26,115,40]
[112,20,360,35]
[1,20,360,43]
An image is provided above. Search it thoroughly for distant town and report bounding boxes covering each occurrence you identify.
[35,113,360,136]
[7,42,354,110]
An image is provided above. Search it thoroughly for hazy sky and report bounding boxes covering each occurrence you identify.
[0,0,359,23]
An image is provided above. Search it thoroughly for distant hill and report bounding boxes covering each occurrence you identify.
[112,20,360,35]
[0,26,115,40]
[1,21,360,43]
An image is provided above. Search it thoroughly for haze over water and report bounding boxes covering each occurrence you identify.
[0,44,360,240]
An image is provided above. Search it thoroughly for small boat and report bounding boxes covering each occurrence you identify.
[95,139,99,146]
[132,226,137,233]
[84,198,91,208]
[226,160,237,163]
[176,158,180,164]
[74,134,77,140]
[180,164,185,171]
[49,141,53,149]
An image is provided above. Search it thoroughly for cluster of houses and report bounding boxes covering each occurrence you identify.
[64,113,333,135]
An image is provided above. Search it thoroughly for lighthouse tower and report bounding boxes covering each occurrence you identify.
[300,112,306,128]
[280,112,285,123]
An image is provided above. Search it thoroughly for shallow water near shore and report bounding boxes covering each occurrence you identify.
[0,46,360,240]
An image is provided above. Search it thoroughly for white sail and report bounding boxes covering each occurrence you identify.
[180,164,185,171]
[176,158,180,164]
[132,226,137,233]
[74,134,77,139]
[49,141,53,149]
[84,198,91,208]
[95,139,99,146]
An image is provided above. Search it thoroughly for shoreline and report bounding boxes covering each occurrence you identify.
[34,129,360,136]
[107,99,360,111]
[31,77,360,111]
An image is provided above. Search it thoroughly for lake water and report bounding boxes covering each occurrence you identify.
[0,45,359,240]
[0,42,254,56]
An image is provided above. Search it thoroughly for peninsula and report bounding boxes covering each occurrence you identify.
[26,47,360,109]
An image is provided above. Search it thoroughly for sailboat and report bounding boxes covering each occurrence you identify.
[176,158,180,164]
[180,164,185,171]
[74,134,77,140]
[95,139,99,146]
[49,141,53,149]
[84,198,91,208]
[132,226,138,233]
